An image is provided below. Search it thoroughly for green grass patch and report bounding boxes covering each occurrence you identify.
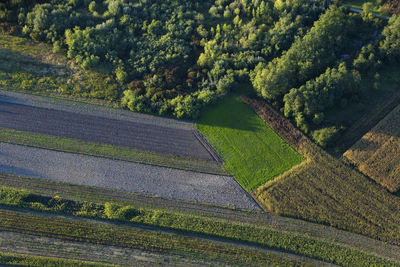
[0,252,115,267]
[0,128,226,175]
[196,96,303,191]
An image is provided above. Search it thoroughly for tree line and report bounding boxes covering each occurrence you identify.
[1,0,400,146]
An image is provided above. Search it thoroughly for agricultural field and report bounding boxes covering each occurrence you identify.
[0,208,320,266]
[0,179,399,266]
[247,97,400,245]
[0,142,257,210]
[197,96,303,191]
[0,100,212,160]
[0,127,225,175]
[332,84,400,155]
[1,0,400,265]
[344,103,400,193]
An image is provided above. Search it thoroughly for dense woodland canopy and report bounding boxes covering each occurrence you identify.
[1,0,400,146]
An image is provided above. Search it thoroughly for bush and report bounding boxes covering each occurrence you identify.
[312,126,341,147]
[170,95,201,119]
[104,202,141,221]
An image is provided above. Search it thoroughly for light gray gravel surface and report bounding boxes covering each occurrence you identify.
[0,143,260,210]
[0,90,194,130]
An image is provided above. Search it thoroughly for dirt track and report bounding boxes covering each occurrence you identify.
[0,100,212,160]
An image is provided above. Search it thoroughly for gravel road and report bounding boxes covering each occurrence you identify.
[0,100,212,160]
[0,143,260,210]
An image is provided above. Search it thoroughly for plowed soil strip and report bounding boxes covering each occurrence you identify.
[0,89,194,130]
[0,100,212,160]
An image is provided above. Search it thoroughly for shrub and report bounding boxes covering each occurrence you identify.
[312,126,341,147]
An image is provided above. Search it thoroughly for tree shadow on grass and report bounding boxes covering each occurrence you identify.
[0,47,66,76]
[198,96,264,132]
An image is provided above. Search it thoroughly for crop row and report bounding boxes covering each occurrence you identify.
[0,185,396,266]
[1,172,399,263]
[0,100,212,159]
[0,208,310,266]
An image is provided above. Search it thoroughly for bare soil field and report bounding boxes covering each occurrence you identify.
[0,143,259,210]
[344,103,400,192]
[0,100,212,160]
[244,97,400,245]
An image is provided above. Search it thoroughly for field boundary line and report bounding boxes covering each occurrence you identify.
[193,129,224,164]
[240,96,312,156]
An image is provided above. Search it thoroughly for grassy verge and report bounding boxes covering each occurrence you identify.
[196,96,303,191]
[0,208,312,267]
[0,252,115,267]
[0,186,395,266]
[0,128,226,175]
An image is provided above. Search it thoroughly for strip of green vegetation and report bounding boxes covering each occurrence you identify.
[0,252,115,267]
[0,208,306,267]
[196,96,303,191]
[0,186,395,266]
[0,128,226,175]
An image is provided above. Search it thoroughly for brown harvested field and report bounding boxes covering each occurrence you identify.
[244,97,400,245]
[344,104,400,192]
